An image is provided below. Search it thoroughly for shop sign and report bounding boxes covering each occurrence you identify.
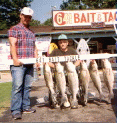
[113,11,117,34]
[53,9,116,27]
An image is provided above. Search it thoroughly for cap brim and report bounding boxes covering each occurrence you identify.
[21,12,32,16]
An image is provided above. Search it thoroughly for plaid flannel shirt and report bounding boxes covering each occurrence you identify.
[8,23,35,59]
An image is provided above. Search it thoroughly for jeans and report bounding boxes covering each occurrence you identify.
[10,65,34,115]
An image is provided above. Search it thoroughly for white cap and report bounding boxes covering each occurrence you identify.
[21,7,34,16]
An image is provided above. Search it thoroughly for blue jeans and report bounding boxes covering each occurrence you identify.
[10,65,34,115]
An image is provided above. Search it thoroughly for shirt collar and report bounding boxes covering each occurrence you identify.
[19,23,25,28]
[18,23,30,29]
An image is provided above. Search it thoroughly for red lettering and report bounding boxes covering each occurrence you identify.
[102,12,108,22]
[74,13,80,23]
[90,13,96,22]
[87,13,89,23]
[114,12,116,20]
[81,13,86,23]
[54,12,66,25]
[97,14,102,21]
[108,12,114,22]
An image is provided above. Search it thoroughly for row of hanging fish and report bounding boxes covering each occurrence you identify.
[44,58,114,108]
[44,62,79,108]
[79,58,114,105]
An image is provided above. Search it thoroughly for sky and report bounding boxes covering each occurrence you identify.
[30,0,63,23]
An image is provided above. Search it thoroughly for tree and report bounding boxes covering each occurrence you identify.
[0,0,33,30]
[60,0,115,10]
[30,19,40,26]
[81,0,115,9]
[60,0,86,10]
[43,18,52,26]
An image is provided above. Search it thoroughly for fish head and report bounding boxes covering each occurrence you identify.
[80,60,88,70]
[101,59,111,69]
[66,62,75,72]
[76,38,90,55]
[76,38,90,67]
[44,63,51,72]
[89,60,98,70]
[55,62,64,72]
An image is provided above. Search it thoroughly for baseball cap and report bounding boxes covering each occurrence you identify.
[58,34,68,40]
[21,7,34,16]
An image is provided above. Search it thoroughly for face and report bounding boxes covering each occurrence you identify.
[20,14,32,26]
[58,39,68,51]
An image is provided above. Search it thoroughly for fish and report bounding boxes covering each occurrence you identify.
[76,38,90,67]
[102,59,114,101]
[65,62,79,108]
[55,62,70,108]
[44,63,58,108]
[79,60,90,106]
[89,60,104,101]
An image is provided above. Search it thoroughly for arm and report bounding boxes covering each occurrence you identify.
[70,48,81,67]
[34,45,38,58]
[9,37,22,66]
[47,49,56,68]
[34,45,40,68]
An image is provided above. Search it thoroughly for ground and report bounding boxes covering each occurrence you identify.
[0,72,116,122]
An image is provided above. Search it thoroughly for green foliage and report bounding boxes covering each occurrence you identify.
[60,0,85,10]
[30,19,40,26]
[0,0,33,30]
[43,18,52,26]
[81,0,115,9]
[60,0,115,10]
[0,21,7,30]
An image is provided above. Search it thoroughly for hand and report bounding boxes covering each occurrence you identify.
[48,62,55,68]
[74,60,81,67]
[13,59,23,66]
[35,63,40,70]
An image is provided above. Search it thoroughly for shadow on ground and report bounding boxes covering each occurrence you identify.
[30,96,38,107]
[111,89,117,118]
[31,85,46,92]
[0,109,11,122]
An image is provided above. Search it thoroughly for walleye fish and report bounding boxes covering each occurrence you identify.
[55,62,70,108]
[89,60,104,101]
[44,63,58,108]
[79,60,90,106]
[66,62,79,109]
[102,59,114,101]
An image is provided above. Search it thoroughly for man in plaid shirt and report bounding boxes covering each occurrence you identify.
[8,7,39,120]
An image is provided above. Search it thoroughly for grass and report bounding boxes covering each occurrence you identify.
[0,82,12,117]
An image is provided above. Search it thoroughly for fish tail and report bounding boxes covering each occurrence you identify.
[108,93,114,100]
[107,93,114,104]
[99,93,105,102]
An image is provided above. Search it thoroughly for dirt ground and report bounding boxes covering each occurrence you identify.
[0,72,117,122]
